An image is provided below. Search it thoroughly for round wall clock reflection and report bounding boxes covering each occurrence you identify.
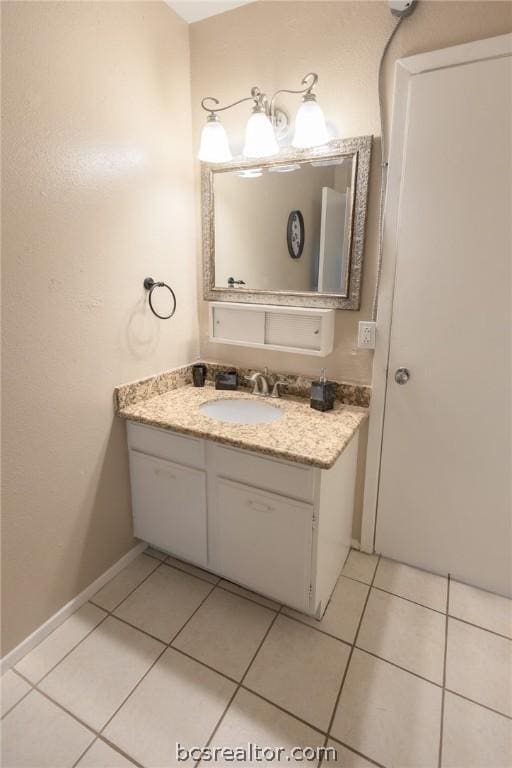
[287,210,305,259]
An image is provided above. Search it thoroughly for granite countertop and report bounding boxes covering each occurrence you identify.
[116,383,367,469]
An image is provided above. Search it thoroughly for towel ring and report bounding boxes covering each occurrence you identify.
[143,277,177,320]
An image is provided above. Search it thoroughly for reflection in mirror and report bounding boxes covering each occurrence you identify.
[214,157,355,296]
[202,137,372,310]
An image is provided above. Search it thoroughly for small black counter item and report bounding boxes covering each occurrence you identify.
[215,370,238,390]
[310,368,336,412]
[192,363,207,387]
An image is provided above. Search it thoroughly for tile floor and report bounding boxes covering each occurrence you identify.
[2,548,511,768]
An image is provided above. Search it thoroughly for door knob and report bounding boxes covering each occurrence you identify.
[394,367,410,385]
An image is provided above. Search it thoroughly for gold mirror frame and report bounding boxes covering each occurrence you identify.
[201,135,372,310]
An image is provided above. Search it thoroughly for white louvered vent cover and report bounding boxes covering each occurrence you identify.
[265,312,322,350]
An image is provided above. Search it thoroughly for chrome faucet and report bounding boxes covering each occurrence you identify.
[246,369,287,398]
[246,371,270,396]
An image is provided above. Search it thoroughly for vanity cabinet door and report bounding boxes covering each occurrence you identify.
[209,478,314,611]
[129,449,207,566]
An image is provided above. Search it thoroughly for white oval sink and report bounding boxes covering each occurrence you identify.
[199,398,283,425]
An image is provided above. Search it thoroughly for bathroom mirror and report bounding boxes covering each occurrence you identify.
[202,136,372,309]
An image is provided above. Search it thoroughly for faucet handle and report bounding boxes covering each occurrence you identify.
[271,380,287,399]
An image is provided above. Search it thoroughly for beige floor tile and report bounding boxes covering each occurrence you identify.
[92,554,160,611]
[1,690,94,767]
[1,669,31,717]
[39,616,163,730]
[357,588,446,683]
[449,580,512,638]
[283,576,368,643]
[165,555,220,584]
[15,603,106,683]
[341,550,378,585]
[374,558,447,612]
[114,565,213,642]
[331,649,442,767]
[173,588,275,680]
[442,692,512,768]
[145,546,167,561]
[209,688,324,767]
[446,618,512,717]
[218,579,280,610]
[326,739,376,768]
[245,614,349,730]
[75,739,136,767]
[104,648,236,768]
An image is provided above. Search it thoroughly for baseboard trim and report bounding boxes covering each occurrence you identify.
[351,538,361,550]
[1,541,146,675]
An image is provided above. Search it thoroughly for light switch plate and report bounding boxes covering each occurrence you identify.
[358,321,376,349]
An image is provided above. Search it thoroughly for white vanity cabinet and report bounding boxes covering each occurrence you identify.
[126,420,359,617]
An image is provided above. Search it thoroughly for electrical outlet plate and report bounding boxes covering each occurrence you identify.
[358,321,376,349]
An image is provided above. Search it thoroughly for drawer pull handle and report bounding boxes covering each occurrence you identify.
[247,499,274,513]
[154,467,176,480]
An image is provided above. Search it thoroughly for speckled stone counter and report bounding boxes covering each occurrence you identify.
[116,383,367,469]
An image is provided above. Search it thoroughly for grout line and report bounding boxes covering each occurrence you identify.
[353,646,443,689]
[327,737,387,768]
[160,558,221,585]
[192,607,284,767]
[237,684,327,738]
[106,557,164,613]
[279,610,354,648]
[167,644,239,685]
[1,674,34,720]
[17,612,110,689]
[438,574,451,768]
[35,686,99,735]
[18,561,171,692]
[444,688,512,721]
[70,736,100,768]
[107,614,170,646]
[371,583,446,615]
[96,734,146,768]
[215,582,281,612]
[322,555,381,754]
[96,581,218,739]
[446,614,512,642]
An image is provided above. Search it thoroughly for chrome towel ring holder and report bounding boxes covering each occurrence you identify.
[143,277,177,320]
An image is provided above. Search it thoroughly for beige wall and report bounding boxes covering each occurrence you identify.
[1,1,198,654]
[191,0,511,384]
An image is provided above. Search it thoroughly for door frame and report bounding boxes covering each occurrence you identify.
[361,33,512,554]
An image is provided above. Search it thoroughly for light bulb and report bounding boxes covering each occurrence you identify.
[292,96,329,149]
[198,115,232,163]
[243,110,279,159]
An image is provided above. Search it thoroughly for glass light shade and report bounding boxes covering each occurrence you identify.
[243,111,279,158]
[292,98,329,149]
[198,118,232,163]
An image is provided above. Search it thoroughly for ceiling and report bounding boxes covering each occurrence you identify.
[166,1,253,24]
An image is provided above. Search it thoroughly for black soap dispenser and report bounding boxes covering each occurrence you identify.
[310,368,336,412]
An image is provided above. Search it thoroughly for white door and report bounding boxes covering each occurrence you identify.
[374,36,512,596]
[208,477,313,610]
[129,450,207,566]
[318,187,347,293]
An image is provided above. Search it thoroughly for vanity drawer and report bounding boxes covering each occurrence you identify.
[209,478,313,610]
[127,421,205,469]
[208,443,315,502]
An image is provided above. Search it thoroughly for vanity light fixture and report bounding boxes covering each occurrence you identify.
[198,73,329,163]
